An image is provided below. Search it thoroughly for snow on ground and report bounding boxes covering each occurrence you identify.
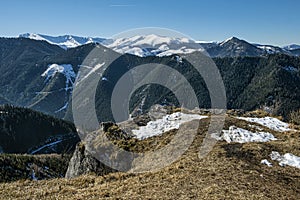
[54,102,69,113]
[270,151,300,169]
[31,169,38,181]
[282,66,299,73]
[283,44,300,51]
[132,112,207,140]
[248,124,263,131]
[256,45,280,54]
[237,117,291,132]
[212,126,277,143]
[77,62,105,83]
[175,55,183,63]
[261,159,273,167]
[30,140,63,154]
[41,64,76,91]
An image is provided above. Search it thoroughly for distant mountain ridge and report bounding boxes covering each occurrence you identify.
[283,44,300,51]
[19,33,300,57]
[19,33,105,49]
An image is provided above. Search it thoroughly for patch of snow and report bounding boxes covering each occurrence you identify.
[283,44,300,51]
[54,102,69,113]
[261,159,273,167]
[175,55,183,63]
[262,106,273,114]
[30,140,63,154]
[41,64,76,91]
[132,112,207,140]
[248,124,263,131]
[35,91,53,95]
[77,62,106,83]
[212,126,277,143]
[31,169,38,181]
[196,40,217,44]
[237,117,291,132]
[282,66,299,73]
[101,77,108,81]
[254,44,291,54]
[270,151,300,169]
[157,47,202,57]
[256,45,277,54]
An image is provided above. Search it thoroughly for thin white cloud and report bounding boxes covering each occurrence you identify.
[109,4,135,7]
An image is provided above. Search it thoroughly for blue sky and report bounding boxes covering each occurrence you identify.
[0,0,299,46]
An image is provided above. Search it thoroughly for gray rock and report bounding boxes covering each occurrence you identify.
[65,142,116,178]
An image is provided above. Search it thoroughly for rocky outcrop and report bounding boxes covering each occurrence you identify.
[65,121,135,179]
[65,142,116,178]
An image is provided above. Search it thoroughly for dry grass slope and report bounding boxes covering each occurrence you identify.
[0,116,299,199]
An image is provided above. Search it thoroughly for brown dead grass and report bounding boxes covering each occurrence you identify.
[0,116,300,199]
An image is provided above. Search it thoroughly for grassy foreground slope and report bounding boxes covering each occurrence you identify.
[0,116,299,199]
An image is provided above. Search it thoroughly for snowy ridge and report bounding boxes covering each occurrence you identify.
[219,37,235,46]
[212,126,277,143]
[236,117,291,132]
[105,34,204,57]
[19,33,105,49]
[283,44,300,51]
[132,112,207,140]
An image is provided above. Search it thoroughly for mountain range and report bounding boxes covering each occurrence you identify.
[0,34,300,198]
[19,33,300,57]
[0,34,299,122]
